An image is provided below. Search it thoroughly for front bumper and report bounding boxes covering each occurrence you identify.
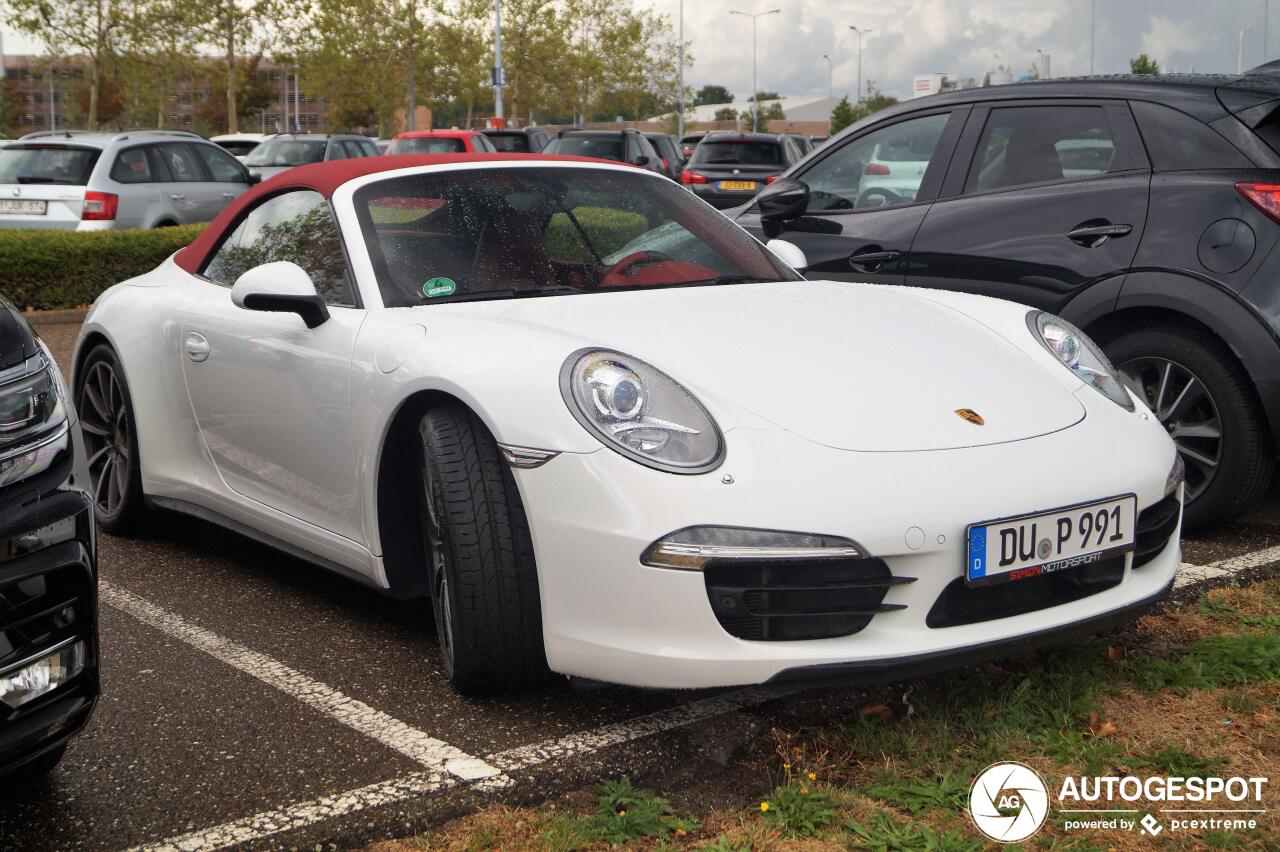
[0,422,99,776]
[516,393,1181,689]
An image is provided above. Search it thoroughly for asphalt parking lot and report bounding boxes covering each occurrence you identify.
[4,319,1279,851]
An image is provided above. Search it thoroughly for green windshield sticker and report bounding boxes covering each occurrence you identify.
[423,277,457,298]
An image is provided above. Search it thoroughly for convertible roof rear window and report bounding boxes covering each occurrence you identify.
[353,166,801,307]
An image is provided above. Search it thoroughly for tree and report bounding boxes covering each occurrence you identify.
[713,106,738,121]
[761,101,784,121]
[166,0,281,134]
[5,0,128,129]
[748,90,780,102]
[74,73,124,127]
[1130,54,1160,75]
[0,79,21,137]
[694,84,732,105]
[192,54,276,134]
[830,96,857,133]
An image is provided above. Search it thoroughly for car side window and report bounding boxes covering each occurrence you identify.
[193,144,247,182]
[111,147,154,183]
[201,190,357,307]
[1130,101,1252,170]
[802,112,950,212]
[966,106,1117,193]
[359,140,380,157]
[156,143,203,182]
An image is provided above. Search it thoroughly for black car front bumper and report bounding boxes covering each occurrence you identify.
[767,578,1173,686]
[0,452,99,777]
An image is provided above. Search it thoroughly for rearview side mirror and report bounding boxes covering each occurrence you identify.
[634,155,651,166]
[231,261,330,329]
[756,177,809,222]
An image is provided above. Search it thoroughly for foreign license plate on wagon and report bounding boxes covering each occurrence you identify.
[0,199,46,215]
[966,495,1137,587]
[718,180,757,191]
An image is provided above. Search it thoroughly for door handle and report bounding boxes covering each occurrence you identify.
[170,193,186,201]
[185,332,210,363]
[221,192,236,199]
[849,249,901,271]
[1067,222,1132,247]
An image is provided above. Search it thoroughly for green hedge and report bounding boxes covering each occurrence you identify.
[0,224,206,310]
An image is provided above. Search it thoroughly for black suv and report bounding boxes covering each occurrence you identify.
[0,300,98,783]
[682,132,805,208]
[542,130,664,174]
[483,126,553,153]
[736,67,1280,530]
[643,132,686,181]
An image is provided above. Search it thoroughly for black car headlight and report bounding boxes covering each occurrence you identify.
[561,349,723,474]
[0,344,70,488]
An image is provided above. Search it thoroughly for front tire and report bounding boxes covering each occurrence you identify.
[1106,326,1275,532]
[418,403,550,694]
[76,344,146,534]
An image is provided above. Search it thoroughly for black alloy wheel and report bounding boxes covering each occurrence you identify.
[1117,356,1222,503]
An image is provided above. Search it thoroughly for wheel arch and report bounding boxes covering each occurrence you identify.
[1081,270,1280,446]
[373,388,477,600]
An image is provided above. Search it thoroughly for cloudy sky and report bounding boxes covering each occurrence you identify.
[647,0,1278,101]
[2,0,1276,102]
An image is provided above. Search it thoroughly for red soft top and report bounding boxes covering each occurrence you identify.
[174,153,607,274]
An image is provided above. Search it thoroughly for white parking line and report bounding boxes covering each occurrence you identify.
[130,685,791,852]
[1175,544,1280,588]
[99,581,504,783]
[125,546,1280,852]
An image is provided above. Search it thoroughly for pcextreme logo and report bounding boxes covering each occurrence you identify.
[969,762,1050,843]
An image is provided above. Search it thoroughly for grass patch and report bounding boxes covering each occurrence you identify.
[846,812,983,851]
[1127,633,1280,691]
[863,770,971,816]
[580,777,697,844]
[759,781,839,838]
[1121,743,1228,778]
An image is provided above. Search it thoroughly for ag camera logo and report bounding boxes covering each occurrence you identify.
[969,762,1050,843]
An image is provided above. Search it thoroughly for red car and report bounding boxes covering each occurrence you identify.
[385,130,498,155]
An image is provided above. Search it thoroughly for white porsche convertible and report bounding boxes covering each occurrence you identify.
[73,154,1184,692]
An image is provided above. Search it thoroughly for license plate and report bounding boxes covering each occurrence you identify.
[0,199,47,215]
[966,495,1136,587]
[718,180,756,191]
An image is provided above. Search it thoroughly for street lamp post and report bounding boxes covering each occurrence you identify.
[494,0,505,123]
[677,0,684,141]
[1089,0,1095,74]
[729,8,780,132]
[1240,26,1254,74]
[821,53,832,134]
[849,25,871,103]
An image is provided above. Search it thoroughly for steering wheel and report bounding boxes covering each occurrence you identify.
[598,251,676,284]
[856,187,901,208]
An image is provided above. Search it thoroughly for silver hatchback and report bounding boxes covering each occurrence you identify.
[0,130,256,230]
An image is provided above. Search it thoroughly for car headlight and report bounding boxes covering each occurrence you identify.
[1028,311,1134,411]
[0,343,70,489]
[561,349,723,473]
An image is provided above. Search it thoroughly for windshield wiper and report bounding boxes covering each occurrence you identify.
[663,275,777,287]
[419,285,585,304]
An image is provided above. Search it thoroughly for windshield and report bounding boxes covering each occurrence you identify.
[354,166,801,307]
[487,134,530,152]
[0,145,100,185]
[690,141,782,166]
[217,140,260,157]
[244,140,326,167]
[544,136,623,161]
[390,137,467,155]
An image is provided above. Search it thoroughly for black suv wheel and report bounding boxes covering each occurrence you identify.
[1106,327,1276,532]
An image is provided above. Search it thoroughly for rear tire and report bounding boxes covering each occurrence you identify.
[417,403,550,694]
[1105,326,1275,532]
[76,344,146,534]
